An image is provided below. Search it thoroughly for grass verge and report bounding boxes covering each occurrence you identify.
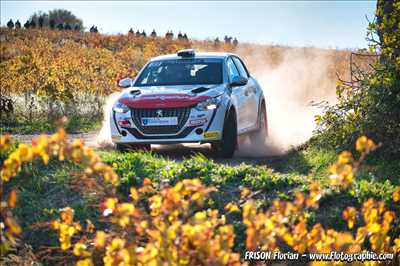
[3,143,399,254]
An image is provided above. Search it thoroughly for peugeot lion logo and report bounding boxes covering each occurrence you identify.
[156,109,163,117]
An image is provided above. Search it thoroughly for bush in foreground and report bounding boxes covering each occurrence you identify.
[1,129,399,265]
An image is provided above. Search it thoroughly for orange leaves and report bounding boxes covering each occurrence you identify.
[2,127,399,265]
[239,136,397,260]
[329,151,354,188]
[329,136,377,189]
[95,179,240,265]
[343,207,357,229]
[7,189,17,208]
[355,198,396,252]
[355,135,377,153]
[0,128,121,253]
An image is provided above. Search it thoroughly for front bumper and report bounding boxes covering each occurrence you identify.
[110,106,225,144]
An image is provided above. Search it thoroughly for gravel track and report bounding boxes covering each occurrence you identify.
[11,131,280,166]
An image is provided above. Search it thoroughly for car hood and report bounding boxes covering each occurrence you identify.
[118,84,224,109]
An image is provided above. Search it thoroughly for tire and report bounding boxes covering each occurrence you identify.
[250,103,267,145]
[211,110,237,158]
[116,143,128,152]
[131,144,151,151]
[116,143,151,152]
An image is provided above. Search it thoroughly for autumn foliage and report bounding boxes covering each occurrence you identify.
[1,128,399,265]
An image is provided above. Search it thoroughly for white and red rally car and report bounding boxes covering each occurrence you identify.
[110,49,267,157]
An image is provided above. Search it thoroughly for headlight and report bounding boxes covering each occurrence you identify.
[196,95,222,111]
[113,102,129,113]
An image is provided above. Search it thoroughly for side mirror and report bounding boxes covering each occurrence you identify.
[229,76,248,87]
[118,77,133,88]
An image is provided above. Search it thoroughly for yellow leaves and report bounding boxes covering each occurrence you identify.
[329,136,378,190]
[394,237,400,252]
[342,207,357,229]
[104,238,130,266]
[242,201,256,225]
[3,127,399,264]
[337,151,352,164]
[225,202,240,213]
[76,258,93,266]
[393,186,400,202]
[17,143,32,161]
[5,216,21,236]
[356,135,376,153]
[52,207,81,251]
[103,198,118,213]
[130,187,139,201]
[94,231,108,249]
[366,223,381,233]
[329,152,354,189]
[306,183,322,208]
[194,211,207,222]
[73,242,91,257]
[314,114,322,125]
[0,134,12,151]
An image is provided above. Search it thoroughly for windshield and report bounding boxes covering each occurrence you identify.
[134,58,223,86]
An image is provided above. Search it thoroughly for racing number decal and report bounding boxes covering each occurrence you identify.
[203,131,220,139]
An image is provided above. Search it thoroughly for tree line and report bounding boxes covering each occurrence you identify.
[6,19,239,45]
[5,8,239,45]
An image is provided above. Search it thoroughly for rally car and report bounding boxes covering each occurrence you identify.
[110,49,267,157]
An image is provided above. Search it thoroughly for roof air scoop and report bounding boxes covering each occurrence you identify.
[177,49,195,58]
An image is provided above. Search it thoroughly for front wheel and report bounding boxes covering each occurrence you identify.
[211,111,237,158]
[250,103,267,145]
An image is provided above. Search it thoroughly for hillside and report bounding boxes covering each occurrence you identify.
[1,28,350,135]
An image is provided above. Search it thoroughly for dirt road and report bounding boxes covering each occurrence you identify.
[11,131,282,166]
[12,131,99,148]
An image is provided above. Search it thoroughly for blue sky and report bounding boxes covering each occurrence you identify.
[1,1,377,49]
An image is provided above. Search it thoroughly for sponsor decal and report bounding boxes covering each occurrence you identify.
[203,131,220,139]
[111,135,121,141]
[189,118,207,126]
[142,117,178,126]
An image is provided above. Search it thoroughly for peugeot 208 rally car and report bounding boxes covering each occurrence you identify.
[111,49,267,158]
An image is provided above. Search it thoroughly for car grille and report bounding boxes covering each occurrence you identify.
[130,107,191,135]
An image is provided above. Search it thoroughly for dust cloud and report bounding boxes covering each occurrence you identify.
[236,46,343,156]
